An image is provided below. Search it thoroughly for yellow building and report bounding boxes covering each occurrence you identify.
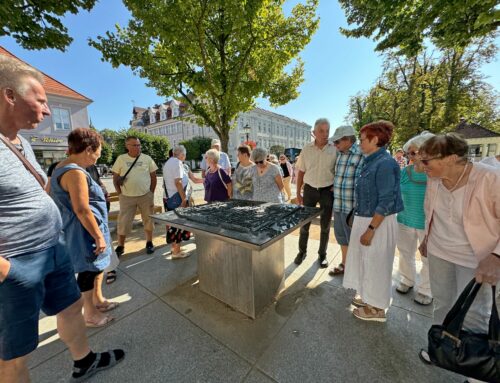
[454,120,500,162]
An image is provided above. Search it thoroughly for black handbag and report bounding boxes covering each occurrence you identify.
[346,209,354,228]
[426,278,500,382]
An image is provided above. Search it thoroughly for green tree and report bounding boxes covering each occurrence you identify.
[269,144,285,156]
[179,136,212,162]
[346,39,499,146]
[338,0,499,56]
[90,0,319,152]
[1,0,97,51]
[113,129,170,166]
[97,141,113,165]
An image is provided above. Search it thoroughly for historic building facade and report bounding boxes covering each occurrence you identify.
[130,100,312,162]
[0,46,92,171]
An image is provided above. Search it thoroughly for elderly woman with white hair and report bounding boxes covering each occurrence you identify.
[163,145,203,258]
[203,148,232,202]
[251,148,284,203]
[395,131,434,305]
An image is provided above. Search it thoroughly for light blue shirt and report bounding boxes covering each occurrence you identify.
[200,151,231,171]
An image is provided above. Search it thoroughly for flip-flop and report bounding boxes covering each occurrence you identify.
[96,302,119,313]
[85,316,114,328]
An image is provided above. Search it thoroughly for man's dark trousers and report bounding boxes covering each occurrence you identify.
[298,183,333,260]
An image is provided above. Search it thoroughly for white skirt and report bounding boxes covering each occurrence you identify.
[343,215,397,309]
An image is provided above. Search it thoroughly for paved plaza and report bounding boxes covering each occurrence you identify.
[28,178,464,382]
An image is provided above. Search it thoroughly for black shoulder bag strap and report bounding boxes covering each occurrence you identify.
[122,154,140,181]
[0,133,45,188]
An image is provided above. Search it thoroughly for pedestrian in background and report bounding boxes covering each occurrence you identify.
[395,131,434,306]
[343,120,403,322]
[112,136,158,257]
[329,125,363,277]
[279,154,293,201]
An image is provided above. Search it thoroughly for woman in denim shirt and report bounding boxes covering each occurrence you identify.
[343,121,403,322]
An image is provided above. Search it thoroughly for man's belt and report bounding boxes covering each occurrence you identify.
[305,183,333,191]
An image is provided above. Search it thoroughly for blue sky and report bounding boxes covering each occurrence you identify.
[1,0,498,131]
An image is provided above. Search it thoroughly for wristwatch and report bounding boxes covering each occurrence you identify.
[368,224,376,231]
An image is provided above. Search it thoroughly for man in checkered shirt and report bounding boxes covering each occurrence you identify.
[329,126,364,277]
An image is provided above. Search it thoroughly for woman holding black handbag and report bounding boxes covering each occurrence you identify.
[418,133,500,382]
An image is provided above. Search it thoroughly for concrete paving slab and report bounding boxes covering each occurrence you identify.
[243,368,278,383]
[256,283,462,383]
[31,300,252,383]
[28,269,157,369]
[119,241,199,296]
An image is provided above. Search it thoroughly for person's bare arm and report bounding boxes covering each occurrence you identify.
[150,172,157,193]
[175,178,188,207]
[296,170,305,205]
[360,213,385,246]
[0,258,11,283]
[275,174,284,192]
[62,170,106,254]
[112,172,122,195]
[227,182,233,198]
[188,171,204,184]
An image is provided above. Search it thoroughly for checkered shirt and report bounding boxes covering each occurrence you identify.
[333,143,364,213]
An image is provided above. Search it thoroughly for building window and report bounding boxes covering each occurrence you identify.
[487,143,497,157]
[52,107,71,130]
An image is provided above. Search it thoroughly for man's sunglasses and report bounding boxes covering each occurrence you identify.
[255,160,265,165]
[421,156,441,165]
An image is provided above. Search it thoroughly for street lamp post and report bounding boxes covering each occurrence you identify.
[243,124,251,143]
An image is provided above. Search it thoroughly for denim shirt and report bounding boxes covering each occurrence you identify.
[354,147,404,217]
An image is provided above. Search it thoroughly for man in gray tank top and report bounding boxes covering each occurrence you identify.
[0,55,124,382]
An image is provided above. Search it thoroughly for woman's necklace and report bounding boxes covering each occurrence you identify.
[444,163,469,192]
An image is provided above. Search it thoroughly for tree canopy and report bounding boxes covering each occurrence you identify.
[112,129,170,166]
[346,37,499,147]
[338,0,499,56]
[90,0,319,152]
[0,0,97,51]
[179,136,212,162]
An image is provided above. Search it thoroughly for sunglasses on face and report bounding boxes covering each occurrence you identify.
[255,160,265,165]
[407,151,418,157]
[421,156,441,165]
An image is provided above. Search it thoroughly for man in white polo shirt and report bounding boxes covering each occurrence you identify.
[295,118,337,268]
[200,138,231,177]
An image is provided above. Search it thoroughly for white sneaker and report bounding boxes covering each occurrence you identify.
[396,282,413,294]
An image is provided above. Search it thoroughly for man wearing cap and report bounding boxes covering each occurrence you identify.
[393,148,407,170]
[329,126,364,276]
[200,138,231,177]
[295,118,337,268]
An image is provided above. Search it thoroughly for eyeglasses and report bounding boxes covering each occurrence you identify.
[333,137,346,145]
[407,151,418,157]
[421,156,441,165]
[255,160,265,165]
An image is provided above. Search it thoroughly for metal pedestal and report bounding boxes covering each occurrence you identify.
[196,234,284,319]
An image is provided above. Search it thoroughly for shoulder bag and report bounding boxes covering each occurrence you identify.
[426,279,499,382]
[0,133,45,188]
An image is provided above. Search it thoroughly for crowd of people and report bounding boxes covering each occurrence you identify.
[1,53,499,383]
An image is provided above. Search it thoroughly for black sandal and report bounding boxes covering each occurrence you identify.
[71,349,125,382]
[106,270,117,285]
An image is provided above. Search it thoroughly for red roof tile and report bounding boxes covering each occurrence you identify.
[0,46,92,102]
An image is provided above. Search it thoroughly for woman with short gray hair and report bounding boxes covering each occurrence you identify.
[396,131,434,305]
[251,148,284,203]
[203,148,232,202]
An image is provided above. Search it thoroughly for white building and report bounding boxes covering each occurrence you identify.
[130,100,312,162]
